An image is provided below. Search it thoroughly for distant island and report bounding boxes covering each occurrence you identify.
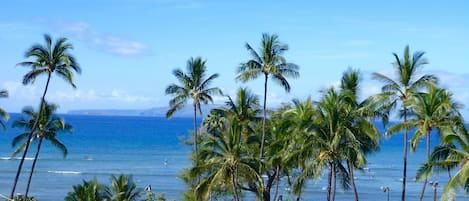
[67,104,221,117]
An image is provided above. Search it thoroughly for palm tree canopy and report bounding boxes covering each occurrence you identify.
[104,174,141,201]
[236,33,299,92]
[372,45,437,111]
[17,34,81,88]
[11,102,72,158]
[65,179,103,201]
[165,57,222,118]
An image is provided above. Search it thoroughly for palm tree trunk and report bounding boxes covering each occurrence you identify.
[260,74,268,201]
[332,163,337,201]
[273,164,281,201]
[327,163,332,201]
[232,168,240,201]
[418,130,431,201]
[348,160,359,201]
[25,138,43,197]
[296,180,302,201]
[193,102,199,186]
[447,167,451,179]
[10,73,51,199]
[263,174,274,201]
[401,108,408,201]
[260,74,268,163]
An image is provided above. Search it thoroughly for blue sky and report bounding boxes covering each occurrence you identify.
[1,0,468,117]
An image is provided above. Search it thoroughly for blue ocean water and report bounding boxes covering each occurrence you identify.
[0,114,466,200]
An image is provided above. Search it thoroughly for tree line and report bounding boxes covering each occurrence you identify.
[0,33,467,201]
[165,33,469,201]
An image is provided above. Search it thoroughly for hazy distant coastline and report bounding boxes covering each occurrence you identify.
[67,105,221,117]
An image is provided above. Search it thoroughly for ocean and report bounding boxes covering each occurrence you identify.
[0,114,467,200]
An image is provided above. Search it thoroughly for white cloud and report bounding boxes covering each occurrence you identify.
[51,88,156,104]
[2,81,40,101]
[40,19,150,57]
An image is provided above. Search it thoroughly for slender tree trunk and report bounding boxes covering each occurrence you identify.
[260,74,268,163]
[10,73,51,199]
[193,102,198,159]
[327,163,332,201]
[348,160,359,201]
[419,130,431,201]
[447,167,451,179]
[25,138,43,197]
[260,74,268,201]
[401,108,408,201]
[296,180,302,201]
[332,163,337,201]
[263,173,274,201]
[232,168,240,201]
[273,164,281,201]
[193,102,200,187]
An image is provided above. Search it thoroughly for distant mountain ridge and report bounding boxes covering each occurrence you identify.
[67,104,222,117]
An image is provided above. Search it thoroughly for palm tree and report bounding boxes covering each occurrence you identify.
[11,34,81,198]
[65,178,104,201]
[196,88,262,200]
[236,33,299,168]
[165,57,222,163]
[417,130,469,201]
[206,87,261,136]
[339,69,380,201]
[11,102,72,197]
[283,98,316,201]
[403,84,463,200]
[0,89,9,130]
[104,174,142,201]
[193,120,263,201]
[372,45,437,201]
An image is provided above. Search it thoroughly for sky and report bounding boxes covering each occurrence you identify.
[0,0,468,117]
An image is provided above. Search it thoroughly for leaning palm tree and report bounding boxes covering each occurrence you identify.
[236,33,299,176]
[104,174,142,201]
[0,89,9,129]
[11,34,81,198]
[11,102,72,197]
[165,57,222,163]
[372,45,437,201]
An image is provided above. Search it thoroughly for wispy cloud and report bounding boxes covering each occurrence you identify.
[39,19,150,57]
[52,88,156,104]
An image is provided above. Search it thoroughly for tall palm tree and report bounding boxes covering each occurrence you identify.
[104,174,142,201]
[403,84,463,200]
[313,88,353,201]
[165,57,222,164]
[283,98,316,201]
[372,45,437,201]
[197,88,262,200]
[11,34,81,198]
[340,69,380,201]
[236,33,299,167]
[0,89,9,130]
[11,102,72,197]
[193,119,263,201]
